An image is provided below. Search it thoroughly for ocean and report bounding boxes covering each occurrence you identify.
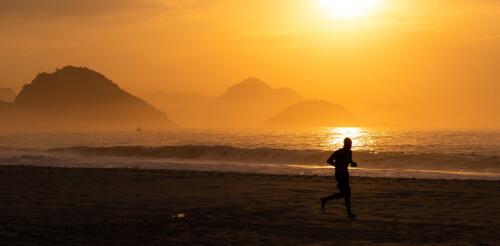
[1,127,499,180]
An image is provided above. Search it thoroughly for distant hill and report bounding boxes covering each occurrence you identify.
[2,66,175,131]
[207,77,303,127]
[0,88,16,102]
[144,91,214,127]
[265,100,357,127]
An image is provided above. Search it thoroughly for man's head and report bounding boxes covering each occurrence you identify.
[343,138,352,150]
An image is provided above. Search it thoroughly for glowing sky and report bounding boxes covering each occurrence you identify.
[0,0,499,129]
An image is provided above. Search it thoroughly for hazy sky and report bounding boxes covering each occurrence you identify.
[1,0,499,129]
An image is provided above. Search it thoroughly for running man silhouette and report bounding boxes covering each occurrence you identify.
[321,137,358,218]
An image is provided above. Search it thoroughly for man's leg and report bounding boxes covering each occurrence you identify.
[322,192,345,202]
[321,175,346,210]
[321,192,344,210]
[344,186,356,218]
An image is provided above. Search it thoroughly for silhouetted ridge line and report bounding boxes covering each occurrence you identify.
[1,65,175,131]
[207,77,303,127]
[266,100,358,127]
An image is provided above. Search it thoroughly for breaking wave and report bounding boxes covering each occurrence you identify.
[48,145,500,173]
[0,145,498,180]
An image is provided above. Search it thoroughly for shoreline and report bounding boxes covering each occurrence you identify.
[1,163,500,182]
[2,160,499,181]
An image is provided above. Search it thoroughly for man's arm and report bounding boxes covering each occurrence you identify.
[327,151,336,165]
[349,151,358,167]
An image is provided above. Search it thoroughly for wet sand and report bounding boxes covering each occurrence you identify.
[0,165,498,245]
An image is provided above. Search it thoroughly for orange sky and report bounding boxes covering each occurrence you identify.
[0,0,499,129]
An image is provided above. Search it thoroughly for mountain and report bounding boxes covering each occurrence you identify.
[265,100,357,127]
[2,66,175,131]
[207,77,303,127]
[0,88,16,102]
[144,91,214,127]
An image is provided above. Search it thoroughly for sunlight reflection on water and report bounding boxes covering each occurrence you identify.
[1,128,500,155]
[326,127,373,151]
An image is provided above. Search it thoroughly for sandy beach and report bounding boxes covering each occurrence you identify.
[0,165,498,245]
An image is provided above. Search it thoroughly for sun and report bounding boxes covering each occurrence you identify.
[319,0,380,19]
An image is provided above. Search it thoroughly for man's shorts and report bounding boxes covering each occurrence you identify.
[335,173,350,192]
